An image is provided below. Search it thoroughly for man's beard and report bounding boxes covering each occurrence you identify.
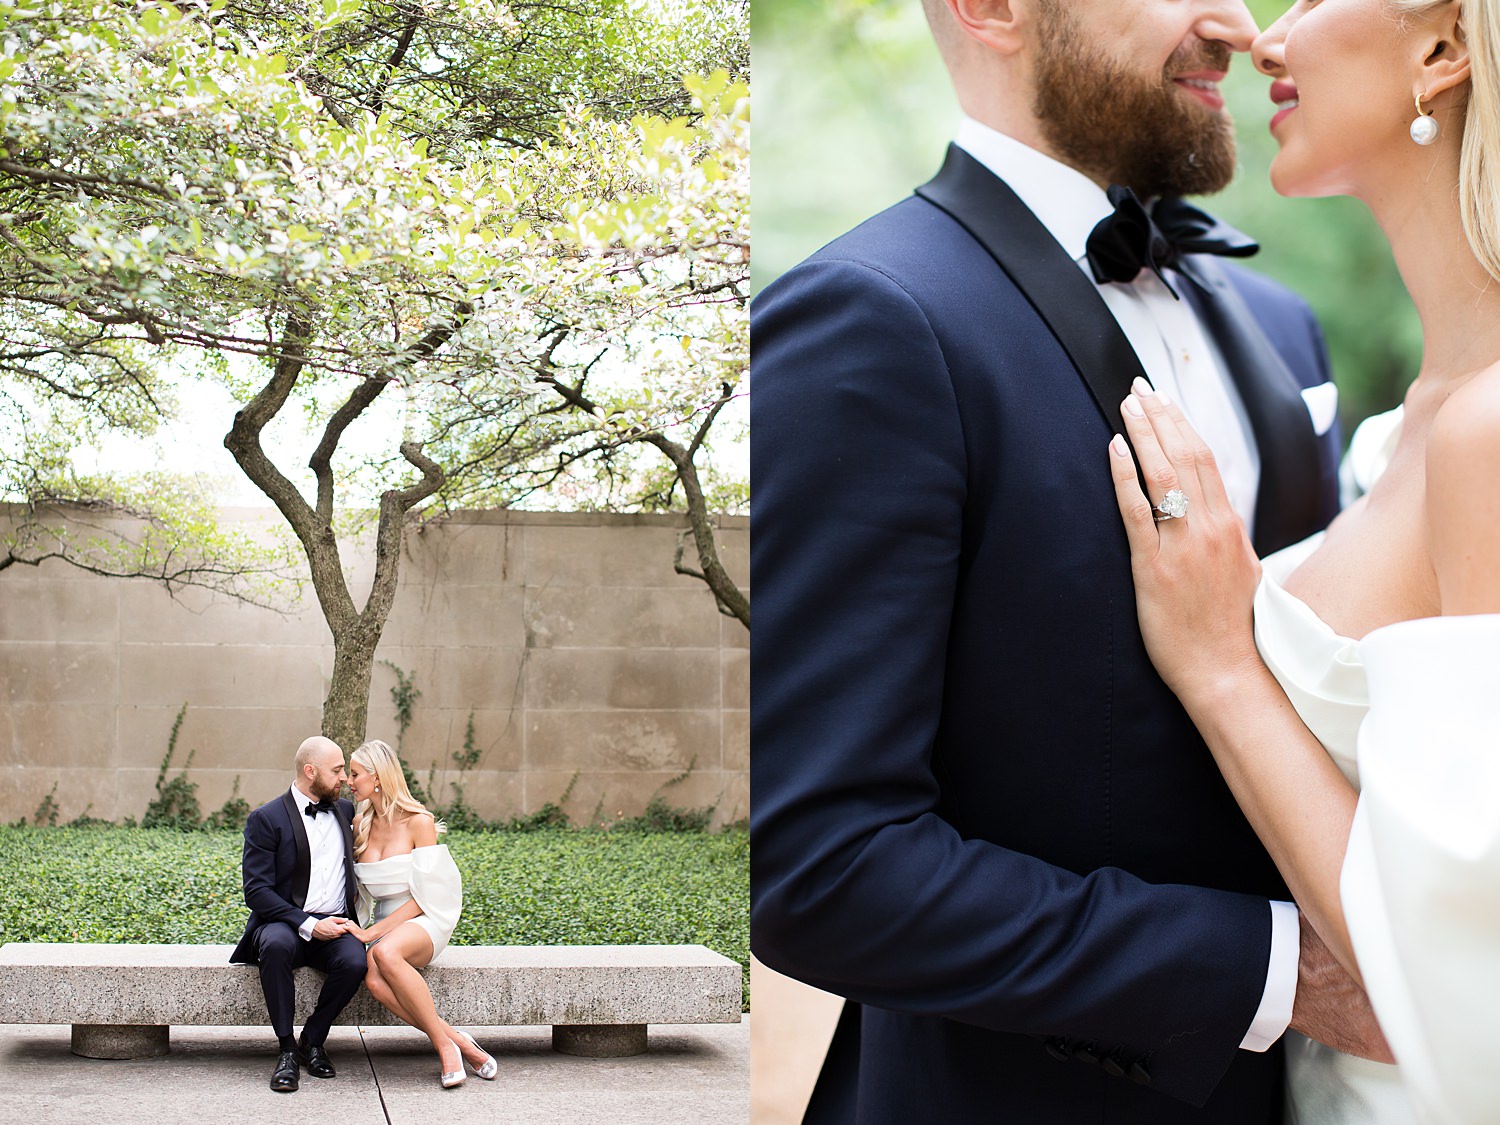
[311,774,343,802]
[1032,6,1236,198]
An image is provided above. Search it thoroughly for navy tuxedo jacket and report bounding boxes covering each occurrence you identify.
[229,789,359,965]
[750,148,1342,1123]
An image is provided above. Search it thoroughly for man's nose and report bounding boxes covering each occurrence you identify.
[1195,0,1259,54]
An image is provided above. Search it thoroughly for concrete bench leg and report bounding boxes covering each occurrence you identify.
[552,1024,648,1057]
[71,1024,170,1059]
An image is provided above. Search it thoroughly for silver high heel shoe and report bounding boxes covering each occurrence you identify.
[440,1041,465,1088]
[455,1030,498,1080]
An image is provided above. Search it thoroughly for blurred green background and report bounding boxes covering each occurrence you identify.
[752,0,1420,432]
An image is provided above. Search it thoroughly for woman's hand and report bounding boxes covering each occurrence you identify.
[343,922,373,944]
[1108,378,1264,701]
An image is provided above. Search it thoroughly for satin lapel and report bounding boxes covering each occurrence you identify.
[1175,257,1324,555]
[280,789,312,909]
[915,145,1148,428]
[338,799,358,915]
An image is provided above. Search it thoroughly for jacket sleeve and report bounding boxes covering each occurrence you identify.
[750,256,1275,1107]
[242,806,309,931]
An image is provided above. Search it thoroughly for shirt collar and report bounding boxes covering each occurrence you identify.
[952,116,1115,263]
[291,782,322,808]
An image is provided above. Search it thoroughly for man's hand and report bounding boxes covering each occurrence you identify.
[1288,913,1394,1063]
[311,917,351,941]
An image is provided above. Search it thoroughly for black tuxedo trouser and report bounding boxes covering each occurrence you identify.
[252,917,367,1045]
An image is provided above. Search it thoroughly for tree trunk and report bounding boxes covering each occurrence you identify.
[224,320,450,754]
[323,622,380,750]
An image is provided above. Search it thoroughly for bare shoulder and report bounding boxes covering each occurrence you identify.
[404,809,438,846]
[1427,364,1500,485]
[1426,366,1500,614]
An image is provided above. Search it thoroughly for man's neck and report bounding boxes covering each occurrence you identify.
[961,113,1103,187]
[952,117,1116,261]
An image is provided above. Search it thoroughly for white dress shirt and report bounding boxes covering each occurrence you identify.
[952,118,1297,1053]
[954,118,1261,534]
[291,782,349,941]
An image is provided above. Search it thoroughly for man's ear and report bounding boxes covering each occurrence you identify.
[945,0,1030,56]
[1414,4,1471,109]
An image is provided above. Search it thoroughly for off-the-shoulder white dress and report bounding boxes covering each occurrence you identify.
[354,843,463,960]
[1254,409,1500,1125]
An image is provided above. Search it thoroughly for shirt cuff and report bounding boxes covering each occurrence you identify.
[1240,900,1299,1051]
[297,915,316,942]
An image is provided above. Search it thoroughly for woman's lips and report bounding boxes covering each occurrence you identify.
[1269,79,1299,132]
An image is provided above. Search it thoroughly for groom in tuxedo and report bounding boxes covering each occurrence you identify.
[752,1,1380,1121]
[229,735,365,1093]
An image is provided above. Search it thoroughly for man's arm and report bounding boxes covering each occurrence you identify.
[750,257,1278,1107]
[242,808,312,934]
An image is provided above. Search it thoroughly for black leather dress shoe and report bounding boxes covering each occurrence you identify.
[298,1042,336,1079]
[270,1049,300,1092]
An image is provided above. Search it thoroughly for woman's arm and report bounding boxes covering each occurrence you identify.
[351,897,422,944]
[1108,382,1360,978]
[351,814,440,943]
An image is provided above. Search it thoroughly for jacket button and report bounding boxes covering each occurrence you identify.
[1102,1054,1126,1078]
[1073,1044,1100,1066]
[1043,1038,1070,1062]
[1129,1060,1152,1085]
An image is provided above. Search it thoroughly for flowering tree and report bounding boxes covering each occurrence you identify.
[420,71,750,625]
[0,0,749,747]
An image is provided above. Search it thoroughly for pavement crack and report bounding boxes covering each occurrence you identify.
[359,1025,393,1124]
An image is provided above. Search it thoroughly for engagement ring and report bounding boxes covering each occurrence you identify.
[1152,488,1189,522]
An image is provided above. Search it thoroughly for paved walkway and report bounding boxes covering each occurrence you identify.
[0,1019,748,1124]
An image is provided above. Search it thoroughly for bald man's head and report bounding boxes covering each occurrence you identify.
[294,736,346,801]
[918,0,1239,198]
[921,0,968,63]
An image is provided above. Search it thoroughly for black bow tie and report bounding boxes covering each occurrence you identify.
[304,799,335,818]
[1085,185,1258,299]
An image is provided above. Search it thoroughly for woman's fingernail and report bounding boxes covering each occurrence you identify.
[1157,389,1173,407]
[1110,433,1129,458]
[1123,394,1144,417]
[1132,376,1155,396]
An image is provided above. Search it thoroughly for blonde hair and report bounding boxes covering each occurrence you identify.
[1392,0,1500,281]
[350,739,445,857]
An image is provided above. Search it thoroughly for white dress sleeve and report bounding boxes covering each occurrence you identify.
[1338,405,1403,506]
[408,843,463,938]
[1345,613,1500,1125]
[356,878,373,928]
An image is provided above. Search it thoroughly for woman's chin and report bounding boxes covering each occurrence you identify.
[1268,160,1321,200]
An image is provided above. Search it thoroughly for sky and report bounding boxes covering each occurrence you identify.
[79,364,748,511]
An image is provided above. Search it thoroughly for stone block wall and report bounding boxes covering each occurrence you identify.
[0,508,748,828]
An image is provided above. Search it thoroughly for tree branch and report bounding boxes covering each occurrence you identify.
[223,315,360,632]
[644,430,748,628]
[362,439,444,645]
[311,376,386,521]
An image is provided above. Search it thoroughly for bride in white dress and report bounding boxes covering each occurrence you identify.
[1107,3,1500,1122]
[343,738,498,1088]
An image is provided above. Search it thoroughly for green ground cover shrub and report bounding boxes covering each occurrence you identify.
[0,825,749,1007]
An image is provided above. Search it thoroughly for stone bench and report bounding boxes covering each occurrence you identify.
[0,942,743,1060]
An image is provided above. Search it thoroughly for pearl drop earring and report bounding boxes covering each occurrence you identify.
[1411,92,1439,145]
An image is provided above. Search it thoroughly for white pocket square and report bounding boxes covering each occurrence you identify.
[1301,381,1339,436]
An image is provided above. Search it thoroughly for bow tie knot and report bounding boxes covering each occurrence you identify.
[304,799,335,818]
[1085,185,1258,298]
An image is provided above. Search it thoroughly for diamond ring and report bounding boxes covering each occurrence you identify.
[1152,488,1189,522]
